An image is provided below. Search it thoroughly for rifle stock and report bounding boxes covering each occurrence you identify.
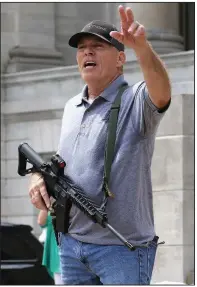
[18,143,45,176]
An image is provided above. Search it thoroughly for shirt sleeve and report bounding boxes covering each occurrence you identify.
[131,81,171,136]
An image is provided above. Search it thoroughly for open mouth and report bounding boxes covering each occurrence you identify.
[83,61,97,69]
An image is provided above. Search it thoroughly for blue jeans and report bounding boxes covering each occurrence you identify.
[59,234,157,285]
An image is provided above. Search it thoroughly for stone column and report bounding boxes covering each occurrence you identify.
[1,3,64,73]
[1,3,19,73]
[1,88,6,222]
[55,3,112,66]
[113,3,184,60]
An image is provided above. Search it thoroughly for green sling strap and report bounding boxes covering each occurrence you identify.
[103,83,128,198]
[102,81,145,201]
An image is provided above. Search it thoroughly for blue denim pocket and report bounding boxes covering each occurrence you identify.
[138,243,157,285]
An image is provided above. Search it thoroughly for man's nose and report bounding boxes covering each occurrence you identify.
[84,47,94,55]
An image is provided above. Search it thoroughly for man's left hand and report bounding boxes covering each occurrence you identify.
[110,5,148,52]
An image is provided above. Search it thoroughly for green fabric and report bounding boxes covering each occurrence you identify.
[41,214,60,278]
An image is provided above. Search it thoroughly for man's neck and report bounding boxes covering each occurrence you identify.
[87,73,122,99]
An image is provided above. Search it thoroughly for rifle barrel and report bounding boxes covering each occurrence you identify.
[105,223,135,250]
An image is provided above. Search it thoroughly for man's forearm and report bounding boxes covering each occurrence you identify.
[135,42,171,109]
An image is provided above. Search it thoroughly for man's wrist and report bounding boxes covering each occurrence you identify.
[133,41,153,60]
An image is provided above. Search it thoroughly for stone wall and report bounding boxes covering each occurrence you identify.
[1,3,64,73]
[1,50,194,283]
[1,2,185,72]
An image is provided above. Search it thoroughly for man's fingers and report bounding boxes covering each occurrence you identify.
[29,174,50,210]
[31,190,41,204]
[31,198,48,210]
[118,5,129,30]
[39,183,50,208]
[134,25,145,37]
[110,31,124,44]
[126,7,134,27]
[115,5,146,48]
[128,21,140,35]
[31,191,48,210]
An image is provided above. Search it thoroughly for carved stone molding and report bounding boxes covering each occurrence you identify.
[6,46,65,73]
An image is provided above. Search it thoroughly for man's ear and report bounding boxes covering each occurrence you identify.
[117,52,126,68]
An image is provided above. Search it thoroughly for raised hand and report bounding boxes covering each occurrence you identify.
[110,5,147,52]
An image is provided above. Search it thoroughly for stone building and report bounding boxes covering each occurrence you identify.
[1,2,194,284]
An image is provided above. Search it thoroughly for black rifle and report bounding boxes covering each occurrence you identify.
[18,142,149,251]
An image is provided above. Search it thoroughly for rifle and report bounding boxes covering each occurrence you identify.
[18,142,139,251]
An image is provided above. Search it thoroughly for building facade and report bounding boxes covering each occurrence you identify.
[1,2,194,284]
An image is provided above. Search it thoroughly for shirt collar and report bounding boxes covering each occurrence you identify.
[75,75,127,106]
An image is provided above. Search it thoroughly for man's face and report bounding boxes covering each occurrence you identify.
[76,35,124,83]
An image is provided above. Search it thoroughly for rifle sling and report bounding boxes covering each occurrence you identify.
[103,83,128,198]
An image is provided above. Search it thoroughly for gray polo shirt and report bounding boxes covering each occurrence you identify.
[58,75,169,245]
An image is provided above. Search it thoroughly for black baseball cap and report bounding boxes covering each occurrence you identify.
[68,20,124,52]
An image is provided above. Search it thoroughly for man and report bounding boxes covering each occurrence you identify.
[29,6,171,285]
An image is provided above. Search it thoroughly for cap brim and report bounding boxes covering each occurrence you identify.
[68,32,112,48]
